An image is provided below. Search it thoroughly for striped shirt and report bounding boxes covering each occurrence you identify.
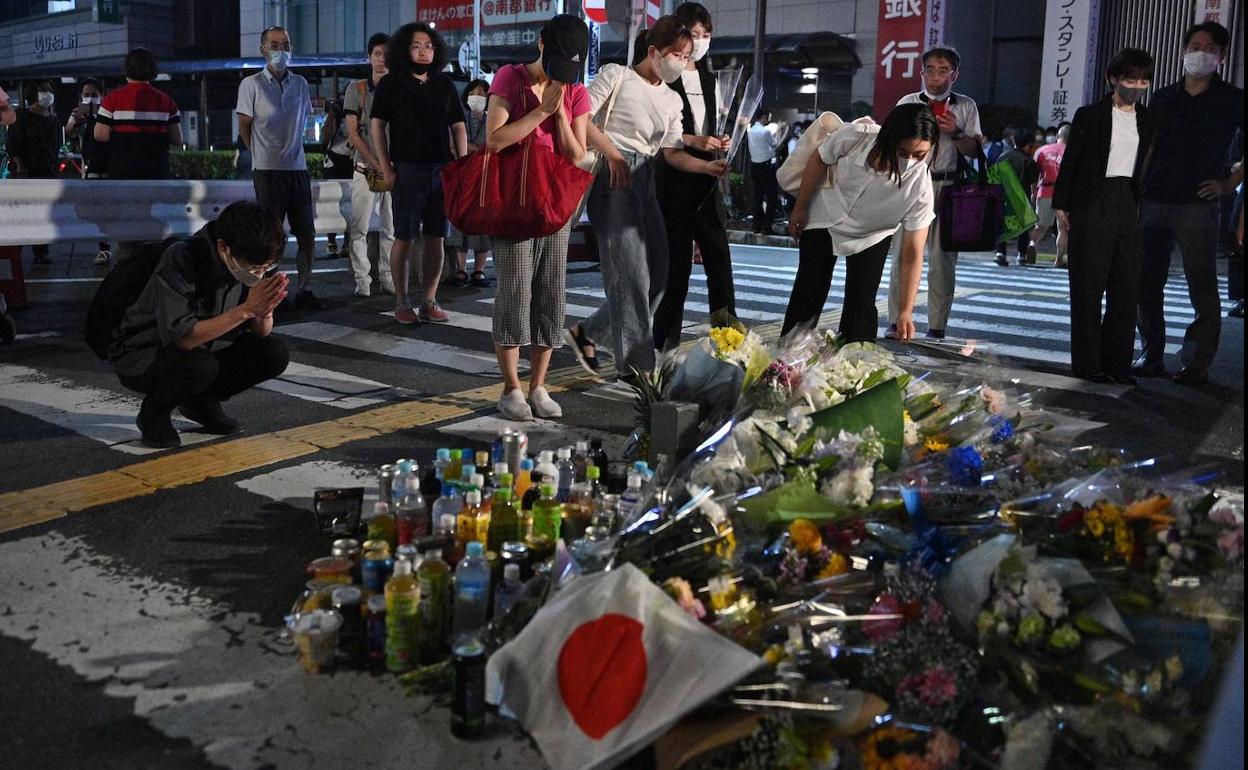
[97,81,181,179]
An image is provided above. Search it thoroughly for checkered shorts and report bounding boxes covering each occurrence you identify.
[490,219,573,348]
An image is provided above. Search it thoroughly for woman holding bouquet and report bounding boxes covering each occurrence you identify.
[652,2,736,352]
[565,16,729,381]
[784,103,938,342]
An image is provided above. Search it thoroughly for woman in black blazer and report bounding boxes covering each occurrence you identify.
[1053,48,1156,384]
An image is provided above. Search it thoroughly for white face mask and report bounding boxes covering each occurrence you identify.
[82,95,101,106]
[1045,134,1057,144]
[653,52,686,84]
[1183,50,1219,78]
[922,84,951,101]
[691,38,711,62]
[897,157,914,173]
[224,252,265,287]
[267,50,292,71]
[37,91,54,108]
[467,94,487,113]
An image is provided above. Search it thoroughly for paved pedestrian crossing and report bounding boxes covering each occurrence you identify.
[0,248,1233,460]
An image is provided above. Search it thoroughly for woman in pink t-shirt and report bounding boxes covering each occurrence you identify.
[485,14,592,422]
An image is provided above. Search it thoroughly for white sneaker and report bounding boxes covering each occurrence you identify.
[497,388,534,421]
[379,277,396,295]
[354,281,371,297]
[93,250,111,265]
[528,386,562,419]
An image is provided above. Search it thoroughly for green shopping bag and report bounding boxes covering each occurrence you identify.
[987,160,1039,241]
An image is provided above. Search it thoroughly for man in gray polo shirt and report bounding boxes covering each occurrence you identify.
[237,25,323,311]
[885,46,983,341]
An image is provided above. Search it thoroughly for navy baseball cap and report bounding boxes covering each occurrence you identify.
[541,14,589,83]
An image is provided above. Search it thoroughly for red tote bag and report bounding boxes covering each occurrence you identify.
[441,133,593,240]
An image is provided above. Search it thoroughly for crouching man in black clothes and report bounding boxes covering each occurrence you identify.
[111,201,291,448]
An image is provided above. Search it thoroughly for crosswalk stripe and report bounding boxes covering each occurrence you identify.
[908,312,1181,357]
[475,297,601,319]
[277,321,502,375]
[957,293,1200,324]
[0,363,217,455]
[257,362,392,410]
[567,287,784,321]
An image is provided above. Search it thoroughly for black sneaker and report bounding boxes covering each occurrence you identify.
[993,252,1009,267]
[1130,356,1167,378]
[470,271,492,288]
[926,328,946,340]
[136,403,181,448]
[294,289,326,311]
[179,399,242,435]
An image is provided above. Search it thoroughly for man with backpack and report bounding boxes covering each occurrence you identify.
[95,201,291,448]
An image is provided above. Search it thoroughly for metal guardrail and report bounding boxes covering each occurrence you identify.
[0,179,352,247]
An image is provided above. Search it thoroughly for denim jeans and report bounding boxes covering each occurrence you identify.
[580,153,668,375]
[1137,200,1221,370]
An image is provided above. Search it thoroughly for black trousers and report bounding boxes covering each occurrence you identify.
[1067,178,1139,377]
[654,183,735,351]
[782,228,892,341]
[750,161,781,231]
[119,333,290,413]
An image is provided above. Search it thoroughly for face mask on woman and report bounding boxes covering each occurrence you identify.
[1115,84,1147,105]
[37,91,54,108]
[1183,50,1219,78]
[691,38,711,62]
[653,51,686,83]
[467,94,487,113]
[82,95,101,106]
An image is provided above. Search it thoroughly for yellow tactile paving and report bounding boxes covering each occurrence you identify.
[0,363,599,534]
[39,471,158,511]
[0,496,67,534]
[274,421,382,449]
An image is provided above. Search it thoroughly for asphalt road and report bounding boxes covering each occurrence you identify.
[0,236,1242,769]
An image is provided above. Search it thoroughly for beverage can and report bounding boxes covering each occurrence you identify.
[331,586,367,665]
[290,609,342,674]
[499,541,530,581]
[362,540,393,593]
[451,639,487,738]
[499,429,528,477]
[378,465,397,507]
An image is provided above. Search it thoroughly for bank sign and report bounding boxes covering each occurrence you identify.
[33,31,79,56]
[874,0,946,120]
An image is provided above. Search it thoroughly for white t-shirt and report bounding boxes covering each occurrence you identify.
[680,70,708,135]
[896,91,982,173]
[587,64,684,157]
[810,123,936,256]
[1106,107,1139,178]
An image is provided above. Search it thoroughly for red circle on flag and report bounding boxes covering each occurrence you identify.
[557,613,647,740]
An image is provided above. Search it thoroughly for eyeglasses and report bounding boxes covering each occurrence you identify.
[922,66,953,76]
[410,43,435,51]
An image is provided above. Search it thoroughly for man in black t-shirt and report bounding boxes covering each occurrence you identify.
[370,23,467,325]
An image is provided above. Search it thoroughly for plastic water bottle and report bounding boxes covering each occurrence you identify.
[453,542,491,645]
[556,447,575,502]
[632,461,653,482]
[456,489,486,553]
[460,465,477,489]
[396,476,429,545]
[493,563,523,620]
[573,440,591,482]
[433,448,452,481]
[431,483,463,530]
[514,458,535,502]
[620,472,644,523]
[536,451,560,493]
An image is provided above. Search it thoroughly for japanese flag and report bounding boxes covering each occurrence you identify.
[486,564,763,770]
